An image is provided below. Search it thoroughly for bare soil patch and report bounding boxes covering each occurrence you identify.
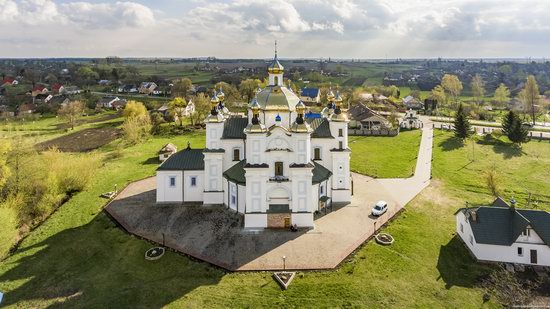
[37,127,121,152]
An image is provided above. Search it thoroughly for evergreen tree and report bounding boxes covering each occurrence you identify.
[508,119,529,144]
[502,110,516,137]
[454,103,471,139]
[502,110,529,144]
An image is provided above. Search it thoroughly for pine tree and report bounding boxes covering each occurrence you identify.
[454,103,471,139]
[502,110,516,137]
[502,110,529,144]
[508,119,529,144]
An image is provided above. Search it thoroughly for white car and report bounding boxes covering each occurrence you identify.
[371,201,388,216]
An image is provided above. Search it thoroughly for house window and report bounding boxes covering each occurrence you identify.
[233,148,240,161]
[169,176,176,187]
[469,235,474,245]
[190,176,197,187]
[339,141,343,149]
[314,147,321,160]
[275,162,284,176]
[339,128,343,137]
[231,195,237,205]
[460,223,464,233]
[518,247,523,256]
[320,185,324,195]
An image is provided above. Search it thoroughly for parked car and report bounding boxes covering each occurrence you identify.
[371,201,388,216]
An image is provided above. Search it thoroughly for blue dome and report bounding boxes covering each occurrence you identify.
[275,114,282,122]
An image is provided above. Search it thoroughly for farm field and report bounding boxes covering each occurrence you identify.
[1,121,550,307]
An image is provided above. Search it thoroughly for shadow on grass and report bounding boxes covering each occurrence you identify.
[477,135,526,159]
[436,235,493,290]
[438,136,464,152]
[0,213,224,308]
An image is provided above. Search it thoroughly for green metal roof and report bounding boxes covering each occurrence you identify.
[223,160,246,185]
[312,161,332,184]
[306,118,333,138]
[222,117,248,139]
[157,148,204,171]
[222,160,332,185]
[457,202,550,246]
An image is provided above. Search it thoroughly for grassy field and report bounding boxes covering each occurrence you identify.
[349,130,422,178]
[1,122,550,307]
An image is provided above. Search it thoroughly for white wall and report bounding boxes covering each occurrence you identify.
[183,171,204,202]
[292,213,314,227]
[156,171,183,202]
[238,184,246,214]
[456,212,550,266]
[244,213,267,228]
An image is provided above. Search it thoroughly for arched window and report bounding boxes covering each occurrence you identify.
[274,76,279,85]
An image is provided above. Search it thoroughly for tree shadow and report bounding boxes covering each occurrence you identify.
[476,134,526,159]
[438,136,464,152]
[0,212,224,308]
[436,235,493,290]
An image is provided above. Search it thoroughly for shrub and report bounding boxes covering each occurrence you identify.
[0,205,18,258]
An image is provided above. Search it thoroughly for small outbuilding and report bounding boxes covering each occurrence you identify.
[400,109,422,129]
[158,143,178,162]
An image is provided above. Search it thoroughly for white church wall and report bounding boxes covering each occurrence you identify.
[238,184,246,214]
[183,171,204,202]
[222,139,244,170]
[292,213,314,227]
[244,213,267,228]
[156,170,183,202]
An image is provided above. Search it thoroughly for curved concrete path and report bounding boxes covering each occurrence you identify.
[105,122,434,271]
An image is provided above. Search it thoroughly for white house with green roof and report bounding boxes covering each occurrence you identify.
[156,49,352,229]
[455,197,550,266]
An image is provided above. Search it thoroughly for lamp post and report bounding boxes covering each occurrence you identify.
[282,256,286,271]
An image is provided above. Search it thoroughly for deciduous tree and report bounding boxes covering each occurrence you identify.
[441,74,463,110]
[522,75,540,125]
[168,97,187,126]
[239,79,261,103]
[470,74,485,105]
[172,77,193,98]
[493,83,510,107]
[58,100,85,130]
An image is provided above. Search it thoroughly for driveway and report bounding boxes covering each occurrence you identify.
[105,123,435,271]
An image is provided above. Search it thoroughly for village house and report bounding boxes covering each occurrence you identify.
[31,84,48,97]
[400,109,423,129]
[51,83,64,94]
[97,96,126,109]
[402,95,423,110]
[17,103,36,115]
[348,103,391,130]
[300,88,321,105]
[2,77,18,86]
[158,143,178,162]
[117,84,138,93]
[455,197,550,267]
[156,51,352,229]
[139,82,157,95]
[61,86,82,95]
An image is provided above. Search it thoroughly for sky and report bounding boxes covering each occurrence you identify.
[1,0,550,59]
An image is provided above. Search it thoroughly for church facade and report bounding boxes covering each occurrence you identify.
[156,51,352,229]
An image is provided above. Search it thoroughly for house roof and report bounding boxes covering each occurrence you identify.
[456,198,550,246]
[255,85,300,111]
[156,147,204,171]
[348,103,387,122]
[222,159,332,185]
[3,77,15,84]
[223,160,247,184]
[159,143,177,153]
[222,117,248,139]
[52,83,63,90]
[301,88,320,98]
[32,84,46,91]
[312,161,332,184]
[306,118,333,138]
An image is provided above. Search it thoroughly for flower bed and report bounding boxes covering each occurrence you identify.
[145,247,165,260]
[375,233,394,245]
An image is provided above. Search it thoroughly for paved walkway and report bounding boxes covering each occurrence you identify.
[105,124,435,271]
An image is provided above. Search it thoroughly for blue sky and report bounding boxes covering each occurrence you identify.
[1,0,550,59]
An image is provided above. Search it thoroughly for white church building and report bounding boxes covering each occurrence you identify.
[156,50,352,229]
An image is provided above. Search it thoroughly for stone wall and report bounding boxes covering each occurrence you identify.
[267,213,291,228]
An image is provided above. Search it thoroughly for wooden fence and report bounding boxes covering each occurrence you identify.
[349,127,400,136]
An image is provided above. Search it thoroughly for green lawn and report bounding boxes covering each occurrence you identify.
[2,125,550,307]
[350,130,422,178]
